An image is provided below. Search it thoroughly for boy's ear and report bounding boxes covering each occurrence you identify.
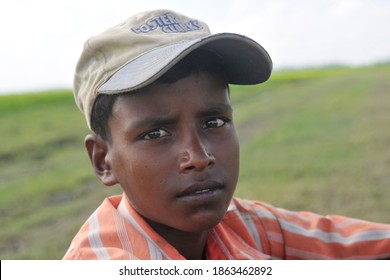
[85,134,118,187]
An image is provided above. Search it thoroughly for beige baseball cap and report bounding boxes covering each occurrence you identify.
[74,9,272,129]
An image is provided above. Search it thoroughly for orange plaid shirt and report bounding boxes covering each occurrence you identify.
[63,194,390,260]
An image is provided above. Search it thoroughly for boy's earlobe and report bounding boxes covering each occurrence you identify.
[85,134,118,187]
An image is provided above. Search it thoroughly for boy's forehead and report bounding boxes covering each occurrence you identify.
[111,75,231,120]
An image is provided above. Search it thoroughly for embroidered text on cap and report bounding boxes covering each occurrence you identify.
[131,12,203,34]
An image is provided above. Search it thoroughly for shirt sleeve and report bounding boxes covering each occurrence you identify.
[252,201,390,259]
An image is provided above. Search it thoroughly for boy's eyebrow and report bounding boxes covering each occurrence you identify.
[196,103,233,118]
[130,115,179,130]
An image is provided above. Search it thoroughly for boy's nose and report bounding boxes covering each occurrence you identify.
[179,135,215,172]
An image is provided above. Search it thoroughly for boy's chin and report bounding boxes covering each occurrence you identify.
[145,207,227,235]
[172,208,228,234]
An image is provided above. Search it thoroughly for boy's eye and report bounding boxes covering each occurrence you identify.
[142,129,171,140]
[203,118,226,129]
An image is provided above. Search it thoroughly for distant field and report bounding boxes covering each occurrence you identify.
[1,64,390,259]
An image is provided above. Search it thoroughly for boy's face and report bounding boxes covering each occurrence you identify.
[104,72,239,233]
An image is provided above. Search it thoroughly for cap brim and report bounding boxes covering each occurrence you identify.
[98,33,272,94]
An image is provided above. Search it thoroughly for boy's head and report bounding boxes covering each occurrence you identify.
[73,10,272,233]
[74,9,272,130]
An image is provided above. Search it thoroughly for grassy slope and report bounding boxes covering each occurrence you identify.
[0,91,119,259]
[233,65,390,220]
[1,64,389,259]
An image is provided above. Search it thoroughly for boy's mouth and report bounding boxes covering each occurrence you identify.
[176,181,224,199]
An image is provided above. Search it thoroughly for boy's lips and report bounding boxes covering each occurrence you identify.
[176,181,224,199]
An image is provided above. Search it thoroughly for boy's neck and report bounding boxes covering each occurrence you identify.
[145,218,209,260]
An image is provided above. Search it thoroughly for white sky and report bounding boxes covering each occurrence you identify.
[1,0,389,94]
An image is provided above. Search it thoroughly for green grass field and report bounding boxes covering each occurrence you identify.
[1,64,390,259]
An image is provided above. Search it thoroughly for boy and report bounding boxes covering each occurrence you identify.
[64,9,390,259]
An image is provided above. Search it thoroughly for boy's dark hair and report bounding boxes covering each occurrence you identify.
[90,48,229,141]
